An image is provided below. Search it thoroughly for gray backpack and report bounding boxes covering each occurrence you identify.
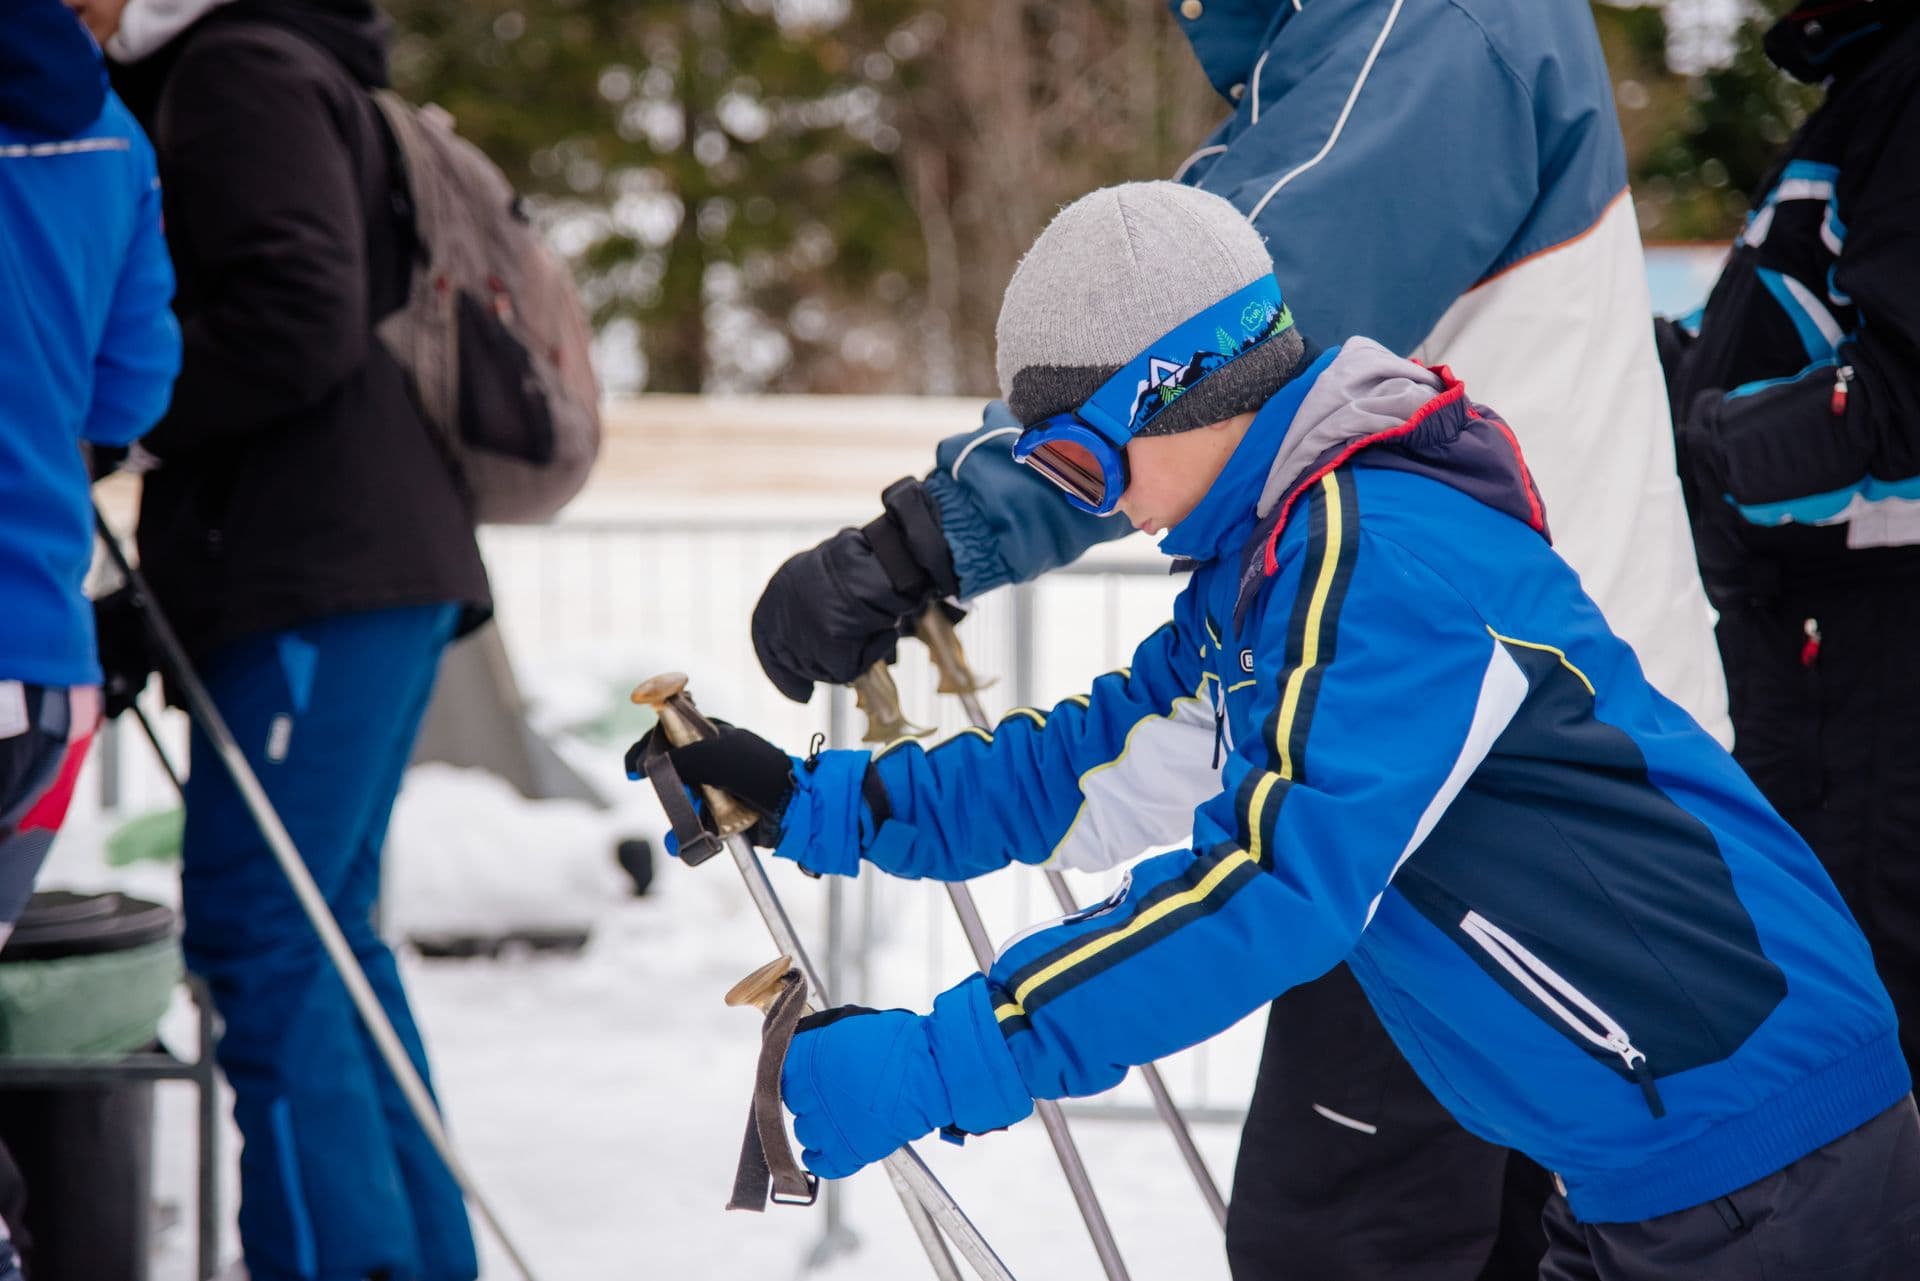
[372,92,600,524]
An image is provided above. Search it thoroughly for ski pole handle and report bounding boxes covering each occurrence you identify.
[725,956,820,1211]
[726,955,814,1016]
[851,661,932,745]
[913,608,994,698]
[631,673,762,842]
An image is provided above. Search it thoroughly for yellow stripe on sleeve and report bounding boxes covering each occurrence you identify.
[1486,627,1595,696]
[997,848,1258,1021]
[1271,474,1346,779]
[1244,773,1282,865]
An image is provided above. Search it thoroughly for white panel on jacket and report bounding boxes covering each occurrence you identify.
[1414,195,1732,746]
[1048,690,1222,872]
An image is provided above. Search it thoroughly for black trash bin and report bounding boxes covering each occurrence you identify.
[0,890,181,1281]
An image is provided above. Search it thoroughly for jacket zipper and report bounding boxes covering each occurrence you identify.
[1830,364,1854,417]
[1460,910,1665,1118]
[995,872,1133,959]
[1205,674,1229,769]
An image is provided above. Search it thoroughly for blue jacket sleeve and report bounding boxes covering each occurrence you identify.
[84,109,181,447]
[775,595,1211,881]
[1180,0,1541,355]
[921,401,1134,598]
[969,513,1526,1101]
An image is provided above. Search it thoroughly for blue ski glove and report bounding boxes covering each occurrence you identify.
[781,975,1034,1179]
[767,748,916,878]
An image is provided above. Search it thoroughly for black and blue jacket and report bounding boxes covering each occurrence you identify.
[776,340,1907,1224]
[1669,7,1920,596]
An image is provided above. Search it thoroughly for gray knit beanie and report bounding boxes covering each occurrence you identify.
[995,181,1308,436]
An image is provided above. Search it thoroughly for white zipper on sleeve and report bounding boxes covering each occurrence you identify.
[994,872,1133,960]
[1460,910,1665,1117]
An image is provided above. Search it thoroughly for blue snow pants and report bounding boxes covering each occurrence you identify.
[181,605,477,1281]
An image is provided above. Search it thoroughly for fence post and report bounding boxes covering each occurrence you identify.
[1009,583,1037,711]
[807,683,863,1271]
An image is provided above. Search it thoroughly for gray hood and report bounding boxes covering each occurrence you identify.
[1255,337,1446,520]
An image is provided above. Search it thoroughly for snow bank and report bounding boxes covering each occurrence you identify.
[383,764,633,941]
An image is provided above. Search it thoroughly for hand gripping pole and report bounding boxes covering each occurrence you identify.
[850,664,1134,1281]
[913,607,1231,1231]
[630,675,1012,1281]
[92,507,544,1280]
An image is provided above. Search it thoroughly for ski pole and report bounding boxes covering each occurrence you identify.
[851,663,1133,1281]
[129,702,188,802]
[630,674,1012,1281]
[913,606,1232,1230]
[93,507,544,1281]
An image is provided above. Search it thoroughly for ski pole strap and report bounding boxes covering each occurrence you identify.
[727,967,818,1211]
[637,732,725,867]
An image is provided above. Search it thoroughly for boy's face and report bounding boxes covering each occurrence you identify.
[65,0,129,44]
[1116,413,1255,536]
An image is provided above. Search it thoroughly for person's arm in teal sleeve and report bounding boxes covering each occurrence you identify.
[920,400,1134,598]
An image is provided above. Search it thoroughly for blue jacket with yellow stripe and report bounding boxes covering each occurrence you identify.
[775,339,1906,1224]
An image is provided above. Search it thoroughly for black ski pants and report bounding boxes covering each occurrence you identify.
[1717,584,1920,1082]
[1226,963,1551,1281]
[1540,1096,1920,1280]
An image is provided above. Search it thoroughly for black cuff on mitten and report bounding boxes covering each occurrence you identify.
[862,478,960,601]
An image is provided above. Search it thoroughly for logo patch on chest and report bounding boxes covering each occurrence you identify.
[1239,648,1255,674]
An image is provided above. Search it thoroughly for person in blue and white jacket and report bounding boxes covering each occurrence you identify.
[751,8,1723,1274]
[660,184,1920,1280]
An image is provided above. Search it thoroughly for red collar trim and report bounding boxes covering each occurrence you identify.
[1261,369,1470,575]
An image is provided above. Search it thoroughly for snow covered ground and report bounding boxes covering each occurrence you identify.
[50,718,1259,1281]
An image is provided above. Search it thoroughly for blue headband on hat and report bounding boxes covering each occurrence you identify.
[1069,274,1293,443]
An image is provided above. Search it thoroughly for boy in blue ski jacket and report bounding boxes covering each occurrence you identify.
[655,184,1920,1276]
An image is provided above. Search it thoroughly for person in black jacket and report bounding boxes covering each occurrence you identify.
[106,2,489,1277]
[1664,0,1920,1086]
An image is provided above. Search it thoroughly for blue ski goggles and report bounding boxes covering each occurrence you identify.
[1012,275,1293,516]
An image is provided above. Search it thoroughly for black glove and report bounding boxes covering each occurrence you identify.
[93,587,159,719]
[1672,388,1731,509]
[752,478,960,704]
[624,720,796,848]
